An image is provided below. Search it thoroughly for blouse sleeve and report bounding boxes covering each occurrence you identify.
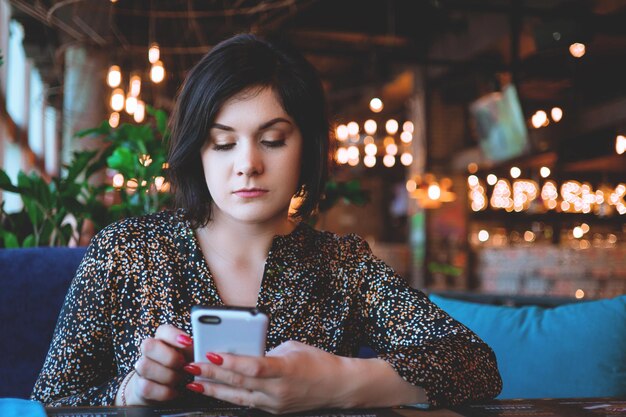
[347,235,502,407]
[31,232,123,406]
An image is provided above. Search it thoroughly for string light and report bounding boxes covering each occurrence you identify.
[364,119,377,135]
[107,65,121,88]
[108,112,120,128]
[540,166,551,178]
[385,119,399,135]
[148,43,160,64]
[125,94,138,115]
[150,60,165,83]
[347,121,359,137]
[551,107,563,122]
[129,74,141,97]
[134,100,146,123]
[336,124,348,141]
[110,88,125,111]
[616,135,626,155]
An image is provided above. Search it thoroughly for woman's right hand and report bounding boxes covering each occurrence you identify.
[116,324,194,405]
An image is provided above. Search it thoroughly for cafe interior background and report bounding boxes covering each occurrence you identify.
[0,0,625,301]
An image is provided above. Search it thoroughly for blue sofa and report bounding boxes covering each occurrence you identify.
[1,247,625,400]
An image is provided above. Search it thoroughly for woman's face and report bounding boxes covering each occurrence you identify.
[201,87,303,226]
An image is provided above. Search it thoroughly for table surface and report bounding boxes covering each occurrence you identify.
[44,398,626,417]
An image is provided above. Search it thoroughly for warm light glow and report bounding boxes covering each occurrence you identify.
[402,121,414,133]
[108,112,120,128]
[112,173,124,188]
[383,154,395,167]
[575,289,585,299]
[551,107,563,122]
[107,65,121,88]
[467,163,478,174]
[154,176,165,191]
[569,42,586,58]
[369,98,383,113]
[150,60,165,83]
[364,143,378,156]
[347,121,359,137]
[385,119,399,135]
[336,147,348,164]
[524,231,535,242]
[510,167,521,178]
[385,143,398,156]
[573,226,584,239]
[400,131,412,143]
[347,145,360,159]
[478,230,489,242]
[616,135,626,155]
[468,175,479,187]
[364,155,376,167]
[406,179,417,192]
[125,95,138,115]
[363,136,375,145]
[383,136,395,147]
[427,183,441,200]
[110,88,125,111]
[129,75,141,97]
[364,119,377,135]
[134,100,146,123]
[348,157,359,167]
[532,110,548,128]
[336,124,349,141]
[580,223,590,234]
[540,166,551,178]
[400,152,413,166]
[149,43,160,64]
[487,174,497,186]
[139,154,153,167]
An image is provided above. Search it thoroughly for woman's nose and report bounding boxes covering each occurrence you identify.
[235,144,264,177]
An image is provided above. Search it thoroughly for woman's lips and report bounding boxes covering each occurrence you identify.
[234,189,268,198]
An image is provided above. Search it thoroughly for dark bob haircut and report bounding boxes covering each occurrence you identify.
[167,33,330,228]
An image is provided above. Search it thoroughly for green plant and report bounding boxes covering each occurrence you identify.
[0,107,171,248]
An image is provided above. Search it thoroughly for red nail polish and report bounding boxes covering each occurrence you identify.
[206,352,223,365]
[183,364,201,376]
[186,382,204,393]
[177,334,193,346]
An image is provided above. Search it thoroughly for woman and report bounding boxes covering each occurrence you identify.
[32,33,501,413]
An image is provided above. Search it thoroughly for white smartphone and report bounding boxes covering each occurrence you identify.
[190,306,269,365]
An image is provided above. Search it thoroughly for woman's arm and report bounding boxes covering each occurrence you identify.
[31,236,121,406]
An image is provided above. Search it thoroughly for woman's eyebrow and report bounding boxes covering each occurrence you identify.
[210,117,292,132]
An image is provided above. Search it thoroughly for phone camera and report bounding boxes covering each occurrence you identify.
[199,315,221,325]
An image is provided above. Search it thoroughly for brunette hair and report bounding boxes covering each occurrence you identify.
[167,33,329,227]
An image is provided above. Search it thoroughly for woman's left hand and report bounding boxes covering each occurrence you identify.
[183,340,355,414]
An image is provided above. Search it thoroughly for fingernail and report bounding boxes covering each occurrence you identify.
[186,382,204,393]
[177,334,193,346]
[183,364,201,376]
[206,352,223,365]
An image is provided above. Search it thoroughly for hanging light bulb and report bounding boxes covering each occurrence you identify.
[150,60,165,83]
[108,112,120,128]
[385,119,399,135]
[364,119,377,135]
[148,42,160,64]
[110,88,125,111]
[369,98,383,113]
[129,74,141,97]
[134,100,146,123]
[125,94,138,115]
[107,65,121,88]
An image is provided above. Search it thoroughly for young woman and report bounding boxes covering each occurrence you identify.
[32,34,501,413]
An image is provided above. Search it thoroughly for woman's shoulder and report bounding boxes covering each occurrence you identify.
[298,223,373,258]
[91,209,189,249]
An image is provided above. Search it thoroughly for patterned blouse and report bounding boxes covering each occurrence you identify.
[32,210,501,408]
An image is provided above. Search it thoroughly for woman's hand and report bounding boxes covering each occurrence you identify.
[116,324,194,405]
[184,340,353,414]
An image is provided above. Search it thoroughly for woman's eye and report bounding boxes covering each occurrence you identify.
[262,138,286,148]
[212,143,235,151]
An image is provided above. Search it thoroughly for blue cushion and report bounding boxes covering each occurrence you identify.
[429,294,626,399]
[0,247,87,398]
[0,398,46,417]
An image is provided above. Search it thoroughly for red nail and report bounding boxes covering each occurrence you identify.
[186,382,204,393]
[206,352,223,365]
[183,364,201,376]
[177,334,193,346]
